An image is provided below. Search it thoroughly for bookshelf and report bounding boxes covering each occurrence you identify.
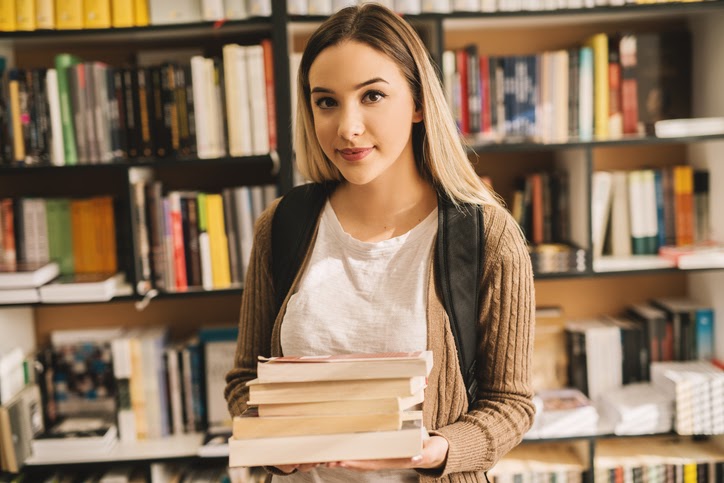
[1,1,723,481]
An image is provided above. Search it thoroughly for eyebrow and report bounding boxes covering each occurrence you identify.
[310,77,389,94]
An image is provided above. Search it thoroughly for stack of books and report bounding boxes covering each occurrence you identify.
[0,261,59,304]
[228,351,432,467]
[597,382,673,436]
[526,388,599,439]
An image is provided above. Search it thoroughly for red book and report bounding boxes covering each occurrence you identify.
[619,34,639,135]
[260,39,277,151]
[456,48,469,135]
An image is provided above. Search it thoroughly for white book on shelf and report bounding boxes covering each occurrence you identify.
[394,0,422,13]
[223,0,247,19]
[148,0,202,24]
[421,0,451,13]
[0,261,59,289]
[208,58,227,158]
[0,346,25,404]
[247,0,271,16]
[201,0,224,20]
[480,0,496,12]
[190,56,213,159]
[608,171,631,257]
[332,0,357,11]
[223,44,253,157]
[452,0,479,11]
[245,44,270,155]
[110,330,137,443]
[45,69,65,166]
[38,272,128,303]
[654,117,724,138]
[590,171,612,259]
[165,346,184,435]
[232,186,254,280]
[287,0,307,15]
[308,0,332,14]
[0,288,39,304]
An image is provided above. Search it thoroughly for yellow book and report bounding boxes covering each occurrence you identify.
[15,0,35,30]
[584,33,609,140]
[0,0,17,30]
[683,462,697,483]
[133,0,146,26]
[56,0,82,29]
[110,0,132,27]
[83,0,110,28]
[9,79,24,163]
[205,193,231,289]
[36,0,54,28]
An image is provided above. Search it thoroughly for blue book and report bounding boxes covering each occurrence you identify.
[695,307,714,361]
[654,169,666,250]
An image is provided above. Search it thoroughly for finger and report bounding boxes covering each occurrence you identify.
[275,464,299,474]
[297,463,322,472]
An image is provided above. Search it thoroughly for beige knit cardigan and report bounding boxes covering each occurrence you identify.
[225,199,536,482]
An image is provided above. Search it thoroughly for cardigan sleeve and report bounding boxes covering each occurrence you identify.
[224,199,280,417]
[425,204,536,477]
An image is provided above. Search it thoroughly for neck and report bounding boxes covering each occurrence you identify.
[330,173,437,242]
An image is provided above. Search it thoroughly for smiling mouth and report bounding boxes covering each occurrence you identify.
[338,147,373,161]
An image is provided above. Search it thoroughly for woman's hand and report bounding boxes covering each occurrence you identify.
[326,434,449,472]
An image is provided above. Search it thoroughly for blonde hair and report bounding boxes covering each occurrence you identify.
[294,3,504,209]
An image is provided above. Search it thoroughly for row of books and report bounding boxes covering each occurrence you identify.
[651,361,724,435]
[0,0,272,32]
[512,171,571,246]
[443,31,690,143]
[594,436,724,483]
[3,41,275,167]
[129,174,276,294]
[287,0,717,15]
[0,196,118,276]
[592,166,710,260]
[565,298,716,403]
[229,351,432,467]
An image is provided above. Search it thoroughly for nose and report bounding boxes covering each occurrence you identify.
[337,105,364,140]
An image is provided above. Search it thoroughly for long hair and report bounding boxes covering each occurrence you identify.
[294,3,504,209]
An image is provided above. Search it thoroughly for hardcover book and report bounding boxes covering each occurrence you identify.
[256,350,433,383]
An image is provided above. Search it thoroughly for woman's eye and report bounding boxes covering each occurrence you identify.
[314,97,336,109]
[363,90,386,103]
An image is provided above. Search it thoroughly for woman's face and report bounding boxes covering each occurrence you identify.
[308,40,422,187]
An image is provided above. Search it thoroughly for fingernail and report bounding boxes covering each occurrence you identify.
[411,455,423,463]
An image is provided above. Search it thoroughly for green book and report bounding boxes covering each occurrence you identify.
[54,53,82,166]
[45,198,74,275]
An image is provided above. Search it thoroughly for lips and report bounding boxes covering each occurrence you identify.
[338,147,373,162]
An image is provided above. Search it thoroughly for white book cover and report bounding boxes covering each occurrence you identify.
[553,50,569,142]
[287,0,308,15]
[165,346,184,435]
[395,0,422,15]
[480,0,495,11]
[233,187,254,279]
[0,346,25,404]
[567,0,584,7]
[223,0,247,19]
[149,0,202,24]
[223,44,253,157]
[640,170,658,250]
[245,45,269,155]
[421,0,450,12]
[332,0,357,12]
[609,171,631,257]
[0,288,39,304]
[247,0,271,16]
[201,0,224,20]
[452,0,478,11]
[190,56,212,158]
[199,231,213,290]
[45,69,65,166]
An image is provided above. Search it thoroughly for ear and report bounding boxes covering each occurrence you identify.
[412,105,423,123]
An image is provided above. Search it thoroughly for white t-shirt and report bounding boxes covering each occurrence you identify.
[275,201,437,482]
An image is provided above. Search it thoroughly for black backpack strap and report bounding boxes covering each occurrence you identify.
[271,183,330,312]
[436,196,484,407]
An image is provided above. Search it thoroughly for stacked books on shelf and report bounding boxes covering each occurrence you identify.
[650,361,724,436]
[526,388,599,439]
[30,416,118,460]
[0,261,59,304]
[488,441,587,483]
[228,351,432,467]
[591,165,714,272]
[597,382,674,436]
[0,0,271,32]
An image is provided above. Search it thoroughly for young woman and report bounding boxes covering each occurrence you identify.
[225,4,535,481]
